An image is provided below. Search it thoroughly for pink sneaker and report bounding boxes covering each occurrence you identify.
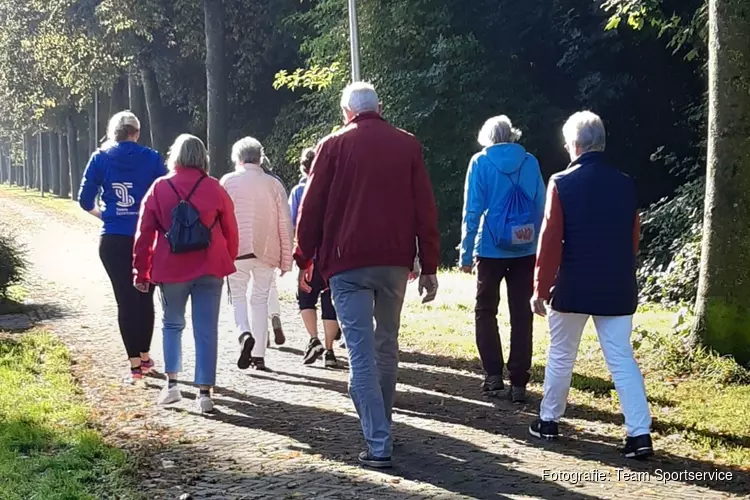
[141,358,155,375]
[130,366,144,380]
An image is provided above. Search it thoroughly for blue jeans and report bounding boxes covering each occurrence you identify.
[329,266,409,458]
[159,275,223,386]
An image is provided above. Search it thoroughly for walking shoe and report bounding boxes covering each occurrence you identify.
[358,451,392,469]
[272,315,286,345]
[157,384,182,405]
[481,375,505,393]
[130,366,143,380]
[621,434,654,460]
[508,386,526,404]
[140,358,155,375]
[529,419,559,440]
[250,357,271,372]
[237,332,256,370]
[196,393,214,414]
[324,349,339,368]
[303,338,325,365]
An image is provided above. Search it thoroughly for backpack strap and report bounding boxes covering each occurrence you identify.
[184,174,207,203]
[166,179,182,200]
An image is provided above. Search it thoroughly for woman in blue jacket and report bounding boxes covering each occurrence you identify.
[78,111,167,380]
[459,115,545,403]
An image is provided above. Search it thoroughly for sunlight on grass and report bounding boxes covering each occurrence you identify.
[0,331,141,500]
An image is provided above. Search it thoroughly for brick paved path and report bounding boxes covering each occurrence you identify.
[0,188,747,500]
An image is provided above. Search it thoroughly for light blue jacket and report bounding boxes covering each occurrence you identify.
[459,143,545,266]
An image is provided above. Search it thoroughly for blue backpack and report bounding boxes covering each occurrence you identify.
[485,157,540,252]
[163,176,218,254]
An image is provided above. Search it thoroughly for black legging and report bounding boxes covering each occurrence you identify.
[99,234,155,359]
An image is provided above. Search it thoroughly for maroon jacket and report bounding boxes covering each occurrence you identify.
[294,112,440,280]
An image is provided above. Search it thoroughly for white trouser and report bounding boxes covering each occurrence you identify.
[540,311,652,437]
[227,260,276,358]
[268,272,280,318]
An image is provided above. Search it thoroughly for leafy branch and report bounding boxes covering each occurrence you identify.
[273,62,341,92]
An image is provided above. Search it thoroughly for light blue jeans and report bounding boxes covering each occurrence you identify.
[330,266,409,458]
[159,275,223,386]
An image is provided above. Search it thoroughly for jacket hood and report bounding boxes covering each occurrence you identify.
[482,143,528,174]
[99,141,154,171]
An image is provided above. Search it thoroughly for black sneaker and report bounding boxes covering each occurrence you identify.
[481,375,505,393]
[324,349,339,368]
[303,338,325,365]
[621,434,654,460]
[508,386,526,404]
[358,451,392,469]
[272,315,286,345]
[237,332,255,370]
[529,419,559,440]
[250,357,271,372]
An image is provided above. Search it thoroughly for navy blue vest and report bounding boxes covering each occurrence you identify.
[550,152,638,316]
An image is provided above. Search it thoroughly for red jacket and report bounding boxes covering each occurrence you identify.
[133,167,239,284]
[294,112,440,280]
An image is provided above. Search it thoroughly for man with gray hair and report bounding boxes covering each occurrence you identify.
[529,111,653,459]
[221,137,294,372]
[294,81,440,468]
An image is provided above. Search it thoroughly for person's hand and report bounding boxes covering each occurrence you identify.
[298,263,314,293]
[460,265,473,274]
[280,270,287,278]
[530,296,548,317]
[134,282,150,294]
[408,271,418,282]
[418,274,439,304]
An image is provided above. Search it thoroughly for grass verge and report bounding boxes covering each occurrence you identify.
[398,271,750,470]
[0,330,142,500]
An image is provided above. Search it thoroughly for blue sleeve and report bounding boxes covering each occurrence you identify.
[459,157,485,267]
[153,151,168,179]
[289,185,303,226]
[78,153,102,211]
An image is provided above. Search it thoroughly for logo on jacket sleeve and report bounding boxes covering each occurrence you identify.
[112,182,135,208]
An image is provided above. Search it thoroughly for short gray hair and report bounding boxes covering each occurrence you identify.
[477,115,522,147]
[562,111,606,153]
[340,81,379,115]
[231,137,264,165]
[167,134,209,172]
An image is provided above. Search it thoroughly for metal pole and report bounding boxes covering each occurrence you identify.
[94,89,99,146]
[348,0,361,82]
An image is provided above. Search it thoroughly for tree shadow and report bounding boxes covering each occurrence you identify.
[237,368,749,495]
[0,301,67,333]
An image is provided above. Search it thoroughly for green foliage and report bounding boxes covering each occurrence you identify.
[273,63,342,91]
[0,332,142,499]
[634,310,750,383]
[0,227,27,298]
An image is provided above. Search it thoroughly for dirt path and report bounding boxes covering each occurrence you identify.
[0,187,746,500]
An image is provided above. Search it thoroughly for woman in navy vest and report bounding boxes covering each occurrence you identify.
[529,111,653,459]
[459,115,546,403]
[79,111,167,381]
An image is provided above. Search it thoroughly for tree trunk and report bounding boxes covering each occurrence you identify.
[88,98,97,155]
[23,132,33,190]
[49,131,60,195]
[204,0,229,176]
[140,55,168,155]
[0,151,5,184]
[693,0,750,365]
[67,112,81,201]
[59,133,70,199]
[110,73,128,114]
[128,73,151,147]
[30,134,38,189]
[39,133,49,196]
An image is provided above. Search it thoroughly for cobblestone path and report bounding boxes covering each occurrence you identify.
[0,187,747,500]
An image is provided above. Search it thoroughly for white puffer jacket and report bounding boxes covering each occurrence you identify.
[220,164,294,272]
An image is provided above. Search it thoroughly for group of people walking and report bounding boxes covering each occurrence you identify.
[78,81,652,470]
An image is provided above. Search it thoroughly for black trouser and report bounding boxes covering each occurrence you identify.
[297,265,337,321]
[99,234,155,359]
[475,255,535,387]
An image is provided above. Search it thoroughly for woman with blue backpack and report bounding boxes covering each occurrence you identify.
[133,134,240,413]
[459,115,546,404]
[78,111,167,381]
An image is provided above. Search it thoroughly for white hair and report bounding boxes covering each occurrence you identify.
[562,111,606,153]
[231,136,264,165]
[340,81,379,115]
[167,134,208,172]
[477,115,522,147]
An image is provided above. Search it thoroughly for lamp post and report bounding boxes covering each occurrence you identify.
[348,0,361,81]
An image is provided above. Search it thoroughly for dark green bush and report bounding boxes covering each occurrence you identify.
[638,177,704,305]
[0,229,26,298]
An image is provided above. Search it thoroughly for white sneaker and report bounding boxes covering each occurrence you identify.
[196,393,214,413]
[157,384,182,405]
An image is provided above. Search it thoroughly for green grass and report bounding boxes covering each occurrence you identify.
[399,270,750,470]
[0,286,28,315]
[0,331,142,500]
